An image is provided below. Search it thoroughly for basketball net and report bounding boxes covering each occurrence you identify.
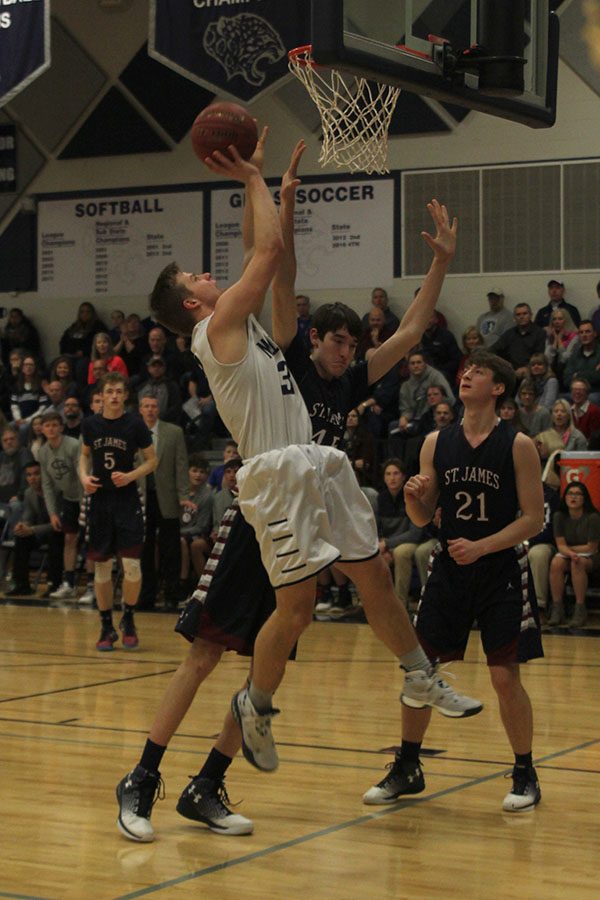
[288,46,400,175]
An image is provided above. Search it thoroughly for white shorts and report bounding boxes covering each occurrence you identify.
[236,444,379,588]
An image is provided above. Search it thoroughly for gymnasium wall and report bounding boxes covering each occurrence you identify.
[0,0,598,359]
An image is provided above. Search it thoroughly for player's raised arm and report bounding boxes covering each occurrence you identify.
[206,146,284,339]
[271,140,306,351]
[241,126,268,271]
[367,200,457,385]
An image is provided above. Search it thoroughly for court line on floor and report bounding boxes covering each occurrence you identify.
[0,669,177,704]
[110,736,600,900]
[0,892,55,900]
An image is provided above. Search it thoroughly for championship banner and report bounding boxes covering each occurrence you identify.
[0,124,16,193]
[149,0,309,103]
[0,0,51,108]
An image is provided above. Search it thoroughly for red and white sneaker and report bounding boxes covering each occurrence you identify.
[96,627,118,652]
[119,617,139,650]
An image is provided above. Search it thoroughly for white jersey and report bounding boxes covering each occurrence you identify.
[192,314,312,459]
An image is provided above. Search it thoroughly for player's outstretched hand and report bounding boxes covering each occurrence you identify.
[421,199,457,263]
[280,139,306,201]
[404,474,430,499]
[203,145,260,183]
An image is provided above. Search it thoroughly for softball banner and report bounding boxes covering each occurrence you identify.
[0,0,51,108]
[149,0,309,103]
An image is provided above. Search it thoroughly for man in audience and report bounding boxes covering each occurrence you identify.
[208,440,240,491]
[0,426,33,545]
[394,351,453,438]
[114,313,149,382]
[361,287,400,330]
[83,360,108,413]
[535,279,581,332]
[44,380,67,421]
[357,307,395,360]
[137,356,182,424]
[491,303,546,379]
[138,395,189,611]
[143,326,183,381]
[562,322,600,401]
[420,311,461,383]
[63,397,84,439]
[6,461,63,597]
[569,378,600,438]
[295,294,312,350]
[476,289,513,347]
[38,412,82,601]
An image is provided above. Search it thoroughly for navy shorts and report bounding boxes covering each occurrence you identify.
[176,501,295,659]
[87,487,144,561]
[59,498,81,535]
[415,544,543,666]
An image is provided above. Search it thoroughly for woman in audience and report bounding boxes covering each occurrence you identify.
[544,307,578,367]
[1,308,42,366]
[46,355,79,398]
[86,332,128,384]
[344,408,377,488]
[499,397,526,432]
[10,356,49,428]
[26,414,46,461]
[517,378,551,436]
[59,302,106,365]
[527,352,559,410]
[548,481,600,628]
[535,398,587,462]
[7,349,25,389]
[456,326,484,387]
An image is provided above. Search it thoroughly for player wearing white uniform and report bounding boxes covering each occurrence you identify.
[149,141,482,777]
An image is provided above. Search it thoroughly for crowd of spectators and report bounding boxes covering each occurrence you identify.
[1,276,600,627]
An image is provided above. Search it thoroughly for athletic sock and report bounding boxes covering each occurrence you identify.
[514,752,533,769]
[399,740,422,764]
[100,609,114,629]
[198,748,233,782]
[400,646,431,673]
[122,603,136,622]
[139,738,166,774]
[248,682,274,714]
[64,570,75,588]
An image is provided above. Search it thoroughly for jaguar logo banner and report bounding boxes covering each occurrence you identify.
[149,0,309,103]
[0,0,51,108]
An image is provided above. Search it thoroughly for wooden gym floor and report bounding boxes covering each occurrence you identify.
[0,603,598,900]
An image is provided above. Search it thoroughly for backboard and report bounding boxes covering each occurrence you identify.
[310,0,558,127]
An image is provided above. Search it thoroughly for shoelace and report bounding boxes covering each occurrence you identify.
[137,773,165,816]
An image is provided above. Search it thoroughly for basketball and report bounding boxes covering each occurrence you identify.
[191,102,258,163]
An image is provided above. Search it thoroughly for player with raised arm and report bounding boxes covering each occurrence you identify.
[363,350,545,810]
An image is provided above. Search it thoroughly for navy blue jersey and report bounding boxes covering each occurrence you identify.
[434,419,519,548]
[81,412,152,492]
[284,334,370,447]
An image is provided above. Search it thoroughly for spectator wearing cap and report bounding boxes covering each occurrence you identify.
[534,279,581,332]
[137,355,182,424]
[476,289,513,347]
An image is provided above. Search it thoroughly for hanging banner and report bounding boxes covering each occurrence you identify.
[149,0,309,103]
[0,124,16,193]
[0,0,51,108]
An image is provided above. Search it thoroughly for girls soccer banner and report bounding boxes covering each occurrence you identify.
[149,0,309,103]
[0,0,50,108]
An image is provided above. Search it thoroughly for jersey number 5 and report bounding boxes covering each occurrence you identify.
[455,491,488,522]
[104,451,116,470]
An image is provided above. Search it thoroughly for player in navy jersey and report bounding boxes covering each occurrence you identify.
[363,349,545,812]
[79,372,157,651]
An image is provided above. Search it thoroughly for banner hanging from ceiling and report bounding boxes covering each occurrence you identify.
[149,0,309,103]
[0,0,51,108]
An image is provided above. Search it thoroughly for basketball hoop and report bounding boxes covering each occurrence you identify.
[288,45,400,175]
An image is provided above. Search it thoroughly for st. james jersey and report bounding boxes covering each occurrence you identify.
[80,412,152,491]
[284,334,370,447]
[434,419,519,549]
[192,314,311,459]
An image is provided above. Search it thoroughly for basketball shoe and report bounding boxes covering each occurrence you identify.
[231,688,280,771]
[119,615,139,650]
[363,757,425,805]
[96,626,118,651]
[116,765,164,842]
[401,663,483,718]
[49,581,77,600]
[502,766,541,812]
[176,776,253,835]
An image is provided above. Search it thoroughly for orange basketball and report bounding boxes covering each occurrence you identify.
[191,102,258,163]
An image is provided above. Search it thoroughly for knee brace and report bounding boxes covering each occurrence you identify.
[122,557,141,581]
[94,558,113,584]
